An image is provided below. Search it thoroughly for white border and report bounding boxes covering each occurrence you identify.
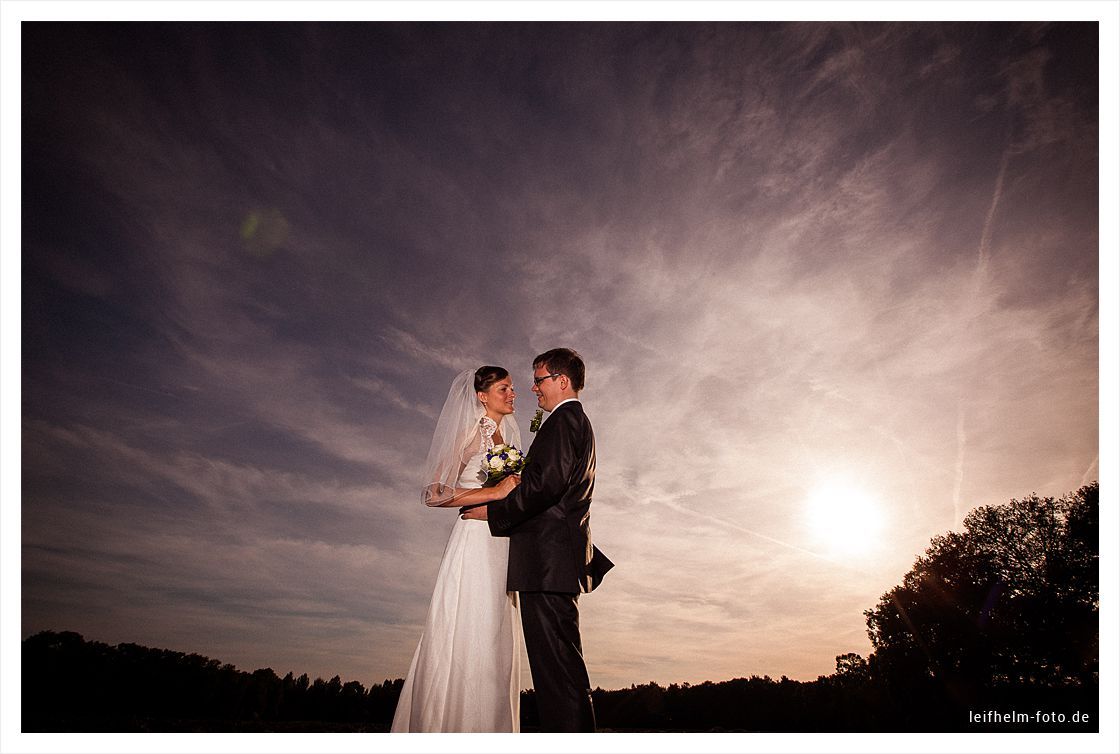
[0,0,1115,23]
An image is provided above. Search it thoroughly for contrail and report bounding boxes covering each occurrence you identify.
[957,132,1013,526]
[657,497,867,572]
[1080,454,1099,487]
[100,376,182,400]
[952,404,966,526]
[976,144,1012,274]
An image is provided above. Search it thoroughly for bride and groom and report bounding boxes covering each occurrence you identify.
[390,348,613,733]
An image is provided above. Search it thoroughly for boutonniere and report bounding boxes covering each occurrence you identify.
[529,409,544,433]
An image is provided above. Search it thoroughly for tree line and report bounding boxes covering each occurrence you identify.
[23,483,1097,732]
[21,630,404,732]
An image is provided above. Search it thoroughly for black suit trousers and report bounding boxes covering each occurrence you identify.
[520,592,597,733]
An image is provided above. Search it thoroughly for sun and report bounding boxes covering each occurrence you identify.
[804,481,887,557]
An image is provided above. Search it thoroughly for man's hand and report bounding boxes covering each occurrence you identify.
[460,504,488,521]
[494,473,521,497]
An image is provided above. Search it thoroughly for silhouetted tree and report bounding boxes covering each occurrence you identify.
[366,678,404,725]
[864,484,1098,710]
[22,632,400,731]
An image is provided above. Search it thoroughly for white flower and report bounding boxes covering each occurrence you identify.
[482,442,526,481]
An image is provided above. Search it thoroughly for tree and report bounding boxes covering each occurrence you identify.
[834,652,869,682]
[864,483,1098,702]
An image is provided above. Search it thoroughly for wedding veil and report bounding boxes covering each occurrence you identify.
[421,368,523,507]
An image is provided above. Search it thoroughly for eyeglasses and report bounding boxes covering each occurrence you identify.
[532,372,562,387]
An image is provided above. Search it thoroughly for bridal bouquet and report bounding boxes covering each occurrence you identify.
[483,443,526,485]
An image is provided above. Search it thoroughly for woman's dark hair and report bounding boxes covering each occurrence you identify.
[474,365,509,392]
[533,348,585,392]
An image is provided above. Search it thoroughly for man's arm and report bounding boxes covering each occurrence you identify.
[475,410,580,535]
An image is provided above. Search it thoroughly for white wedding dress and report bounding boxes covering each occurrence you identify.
[390,448,523,732]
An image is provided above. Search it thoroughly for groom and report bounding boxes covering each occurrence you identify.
[461,347,612,732]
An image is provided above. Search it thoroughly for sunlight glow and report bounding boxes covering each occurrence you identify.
[804,481,887,557]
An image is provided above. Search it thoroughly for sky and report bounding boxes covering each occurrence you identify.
[5,8,1116,734]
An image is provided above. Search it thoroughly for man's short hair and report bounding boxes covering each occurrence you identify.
[533,348,585,392]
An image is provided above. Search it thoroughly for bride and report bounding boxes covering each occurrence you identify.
[390,366,524,732]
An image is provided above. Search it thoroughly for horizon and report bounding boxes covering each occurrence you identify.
[14,624,888,689]
[7,10,1114,724]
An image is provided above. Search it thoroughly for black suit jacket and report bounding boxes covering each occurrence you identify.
[488,400,613,593]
